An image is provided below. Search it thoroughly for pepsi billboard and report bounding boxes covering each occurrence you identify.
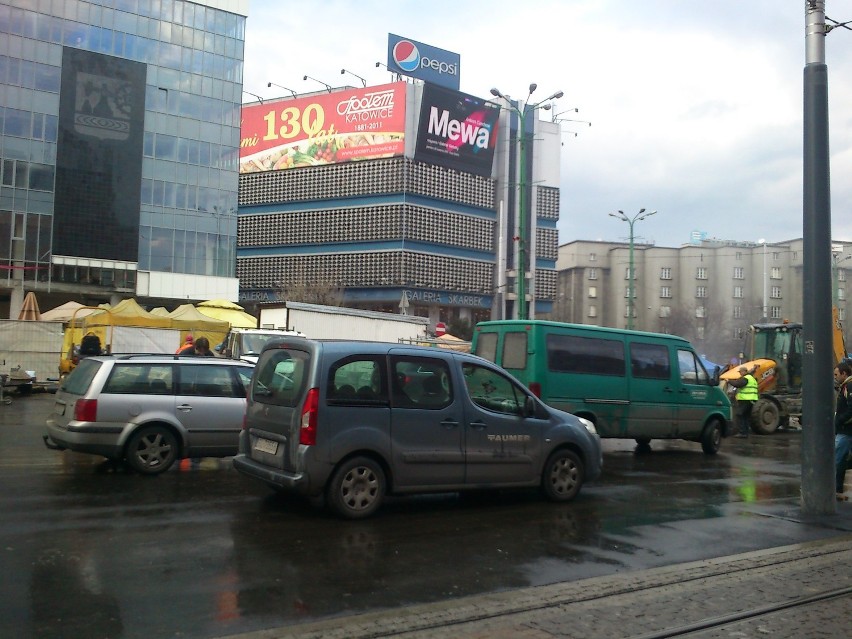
[414,84,500,178]
[387,33,460,90]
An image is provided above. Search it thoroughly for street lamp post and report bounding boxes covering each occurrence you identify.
[609,209,656,330]
[490,84,564,320]
[757,239,768,320]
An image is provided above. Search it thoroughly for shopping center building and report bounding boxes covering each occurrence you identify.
[0,0,247,316]
[236,80,563,328]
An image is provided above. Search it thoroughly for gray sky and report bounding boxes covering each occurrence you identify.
[242,0,852,248]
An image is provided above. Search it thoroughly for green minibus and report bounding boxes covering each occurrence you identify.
[472,320,732,454]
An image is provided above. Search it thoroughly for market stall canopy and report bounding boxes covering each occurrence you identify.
[197,299,245,310]
[17,291,41,320]
[149,307,170,317]
[435,333,472,353]
[84,298,169,328]
[40,301,104,322]
[168,304,230,332]
[196,301,257,328]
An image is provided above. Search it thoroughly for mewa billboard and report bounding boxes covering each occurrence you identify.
[240,82,406,173]
[414,84,501,177]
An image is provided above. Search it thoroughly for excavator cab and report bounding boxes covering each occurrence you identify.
[750,322,803,394]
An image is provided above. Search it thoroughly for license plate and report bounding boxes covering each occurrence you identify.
[254,437,278,455]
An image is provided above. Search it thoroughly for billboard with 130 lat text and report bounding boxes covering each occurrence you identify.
[240,82,406,173]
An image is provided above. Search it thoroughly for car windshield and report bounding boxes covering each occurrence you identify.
[242,334,277,355]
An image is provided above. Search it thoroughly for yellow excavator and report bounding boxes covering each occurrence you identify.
[720,308,847,434]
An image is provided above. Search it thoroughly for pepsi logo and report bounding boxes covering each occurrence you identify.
[392,40,420,72]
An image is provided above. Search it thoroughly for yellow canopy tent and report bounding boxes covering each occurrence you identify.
[168,304,230,347]
[196,299,257,328]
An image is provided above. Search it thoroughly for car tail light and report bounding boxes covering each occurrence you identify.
[529,382,542,398]
[74,398,98,421]
[299,387,319,446]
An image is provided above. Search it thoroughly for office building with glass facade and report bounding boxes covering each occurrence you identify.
[0,0,246,317]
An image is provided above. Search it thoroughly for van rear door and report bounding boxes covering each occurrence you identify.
[245,346,310,471]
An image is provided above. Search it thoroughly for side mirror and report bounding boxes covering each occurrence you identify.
[711,365,721,386]
[524,395,537,418]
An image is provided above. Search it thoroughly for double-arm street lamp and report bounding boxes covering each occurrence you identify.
[609,208,656,330]
[490,84,564,320]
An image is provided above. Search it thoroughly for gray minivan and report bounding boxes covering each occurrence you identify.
[232,338,602,518]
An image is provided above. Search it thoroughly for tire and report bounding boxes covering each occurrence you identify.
[541,449,584,502]
[326,457,386,519]
[125,425,179,475]
[701,419,722,455]
[750,398,780,435]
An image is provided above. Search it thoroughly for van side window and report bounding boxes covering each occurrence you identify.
[327,357,387,406]
[390,357,452,409]
[630,343,671,380]
[547,334,625,376]
[475,331,498,362]
[254,349,309,407]
[502,332,527,369]
[678,349,709,384]
[462,363,524,416]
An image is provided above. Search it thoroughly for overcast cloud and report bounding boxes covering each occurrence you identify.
[241,0,852,248]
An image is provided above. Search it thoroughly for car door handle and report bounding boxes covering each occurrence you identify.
[663,387,674,393]
[469,420,487,430]
[441,419,459,429]
[177,404,193,411]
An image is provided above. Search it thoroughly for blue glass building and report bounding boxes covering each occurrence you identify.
[0,0,246,316]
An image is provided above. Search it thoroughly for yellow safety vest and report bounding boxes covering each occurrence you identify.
[736,374,759,402]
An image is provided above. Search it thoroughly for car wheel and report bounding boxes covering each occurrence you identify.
[701,419,722,455]
[326,457,385,519]
[751,398,780,435]
[541,449,584,502]
[125,425,178,475]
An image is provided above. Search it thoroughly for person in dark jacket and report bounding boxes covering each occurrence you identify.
[191,336,215,357]
[834,361,852,500]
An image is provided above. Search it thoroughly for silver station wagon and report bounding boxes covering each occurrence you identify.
[233,338,603,518]
[44,355,254,474]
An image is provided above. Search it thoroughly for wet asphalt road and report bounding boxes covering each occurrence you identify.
[0,392,839,639]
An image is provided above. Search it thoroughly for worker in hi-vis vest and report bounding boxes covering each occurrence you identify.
[728,365,759,438]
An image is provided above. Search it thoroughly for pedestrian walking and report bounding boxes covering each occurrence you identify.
[728,364,759,438]
[833,361,852,501]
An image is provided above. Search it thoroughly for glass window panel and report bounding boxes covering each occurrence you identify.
[15,162,28,188]
[19,59,35,89]
[154,133,176,160]
[150,226,174,271]
[3,108,30,137]
[34,62,60,92]
[28,163,54,191]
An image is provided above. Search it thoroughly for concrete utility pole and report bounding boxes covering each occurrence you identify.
[801,0,835,515]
